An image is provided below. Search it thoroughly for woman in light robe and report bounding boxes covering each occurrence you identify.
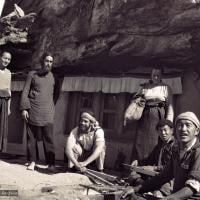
[135,68,174,160]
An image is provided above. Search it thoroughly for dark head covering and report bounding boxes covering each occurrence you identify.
[156,119,173,130]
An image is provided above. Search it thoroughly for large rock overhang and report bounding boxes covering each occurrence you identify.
[2,0,200,75]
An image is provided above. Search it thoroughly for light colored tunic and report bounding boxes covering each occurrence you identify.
[0,68,11,114]
[134,82,174,160]
[66,126,105,169]
[68,127,105,151]
[139,83,174,121]
[0,68,11,93]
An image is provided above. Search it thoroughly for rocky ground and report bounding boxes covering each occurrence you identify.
[0,159,100,200]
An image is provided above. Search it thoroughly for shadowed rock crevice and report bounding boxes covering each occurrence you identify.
[2,0,200,73]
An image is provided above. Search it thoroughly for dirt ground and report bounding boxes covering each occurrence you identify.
[0,159,99,200]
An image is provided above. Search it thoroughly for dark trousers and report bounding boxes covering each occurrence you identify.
[0,98,8,152]
[27,123,55,165]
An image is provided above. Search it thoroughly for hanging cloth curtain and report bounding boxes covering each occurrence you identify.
[61,76,182,94]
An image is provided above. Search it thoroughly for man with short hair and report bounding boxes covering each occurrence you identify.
[130,119,174,197]
[131,119,174,171]
[65,111,106,172]
[122,111,200,200]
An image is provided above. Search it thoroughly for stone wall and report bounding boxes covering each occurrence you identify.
[3,0,200,72]
[176,70,200,119]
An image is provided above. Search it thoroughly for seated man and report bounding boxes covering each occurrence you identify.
[65,110,105,172]
[129,119,175,197]
[131,119,174,171]
[121,112,200,200]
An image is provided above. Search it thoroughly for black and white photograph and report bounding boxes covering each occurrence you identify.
[0,0,200,199]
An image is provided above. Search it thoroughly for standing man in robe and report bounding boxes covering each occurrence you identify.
[20,52,60,172]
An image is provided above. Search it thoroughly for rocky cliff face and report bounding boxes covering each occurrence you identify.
[3,0,200,74]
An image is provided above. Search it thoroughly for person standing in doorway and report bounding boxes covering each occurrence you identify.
[0,51,12,152]
[134,68,174,160]
[20,52,60,172]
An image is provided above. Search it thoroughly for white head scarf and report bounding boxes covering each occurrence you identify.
[81,112,100,130]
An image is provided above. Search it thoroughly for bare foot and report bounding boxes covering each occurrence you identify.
[27,162,35,171]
